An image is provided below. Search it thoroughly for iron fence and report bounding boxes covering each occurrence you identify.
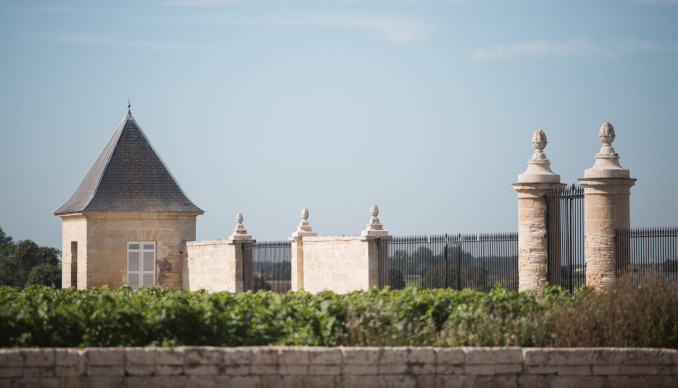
[546,184,585,292]
[384,233,518,292]
[616,227,678,285]
[246,241,292,293]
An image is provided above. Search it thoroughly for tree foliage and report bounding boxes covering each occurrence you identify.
[0,227,61,288]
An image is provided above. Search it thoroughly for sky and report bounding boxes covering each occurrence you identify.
[0,0,677,252]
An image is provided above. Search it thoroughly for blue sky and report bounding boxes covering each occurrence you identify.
[1,0,677,250]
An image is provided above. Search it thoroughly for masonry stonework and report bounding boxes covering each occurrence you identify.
[290,205,388,294]
[513,130,563,293]
[183,214,254,292]
[2,347,676,388]
[59,212,198,290]
[579,122,635,289]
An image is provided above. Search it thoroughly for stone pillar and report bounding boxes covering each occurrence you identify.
[512,130,564,293]
[290,208,316,291]
[579,122,635,289]
[228,212,255,292]
[360,204,390,288]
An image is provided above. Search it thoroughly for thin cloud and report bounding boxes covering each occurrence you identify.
[470,39,623,62]
[50,33,198,52]
[144,14,433,43]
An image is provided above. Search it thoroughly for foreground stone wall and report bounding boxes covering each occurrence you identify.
[1,347,676,388]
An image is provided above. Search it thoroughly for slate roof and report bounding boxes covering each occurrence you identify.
[54,110,203,215]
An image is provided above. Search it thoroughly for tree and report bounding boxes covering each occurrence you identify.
[0,227,61,287]
[387,266,406,289]
[253,273,272,291]
[422,263,457,289]
[26,263,62,288]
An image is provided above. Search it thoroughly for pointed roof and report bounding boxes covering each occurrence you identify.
[54,109,203,215]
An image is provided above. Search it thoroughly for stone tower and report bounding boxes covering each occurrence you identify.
[54,106,203,290]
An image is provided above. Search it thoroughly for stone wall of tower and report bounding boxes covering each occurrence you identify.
[60,211,198,290]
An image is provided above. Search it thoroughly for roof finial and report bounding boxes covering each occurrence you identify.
[127,99,131,114]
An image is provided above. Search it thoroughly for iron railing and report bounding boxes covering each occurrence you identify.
[246,241,292,293]
[384,233,518,292]
[546,184,585,292]
[616,227,678,285]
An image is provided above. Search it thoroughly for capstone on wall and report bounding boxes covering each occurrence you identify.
[59,212,198,290]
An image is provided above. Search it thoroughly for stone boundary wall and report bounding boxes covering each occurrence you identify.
[1,347,676,388]
[183,239,240,292]
[299,236,373,294]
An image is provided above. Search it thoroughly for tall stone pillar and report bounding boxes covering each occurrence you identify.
[579,122,635,289]
[513,130,564,293]
[360,204,390,288]
[228,212,255,292]
[289,208,316,291]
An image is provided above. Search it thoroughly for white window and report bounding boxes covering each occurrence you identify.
[127,241,156,290]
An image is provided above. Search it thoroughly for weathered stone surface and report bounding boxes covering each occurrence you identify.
[250,347,279,375]
[408,347,436,374]
[85,348,124,377]
[380,347,409,374]
[184,347,222,375]
[342,348,381,375]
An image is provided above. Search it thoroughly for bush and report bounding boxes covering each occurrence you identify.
[26,264,62,288]
[0,280,676,348]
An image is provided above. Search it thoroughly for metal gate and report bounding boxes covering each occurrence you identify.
[380,233,518,292]
[546,184,585,292]
[244,241,292,293]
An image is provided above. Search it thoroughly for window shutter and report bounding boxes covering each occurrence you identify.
[127,242,141,290]
[141,242,156,287]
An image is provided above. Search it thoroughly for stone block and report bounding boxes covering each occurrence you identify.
[517,374,547,388]
[338,374,380,388]
[547,349,592,366]
[378,374,416,388]
[78,376,125,388]
[308,347,342,365]
[606,375,674,388]
[495,348,523,364]
[591,349,622,365]
[155,348,184,376]
[475,375,519,388]
[250,347,279,375]
[622,348,660,365]
[379,347,408,374]
[495,363,522,374]
[465,348,497,364]
[301,375,337,388]
[414,375,444,388]
[591,364,621,375]
[550,376,604,388]
[342,348,381,375]
[436,348,465,375]
[125,348,156,376]
[0,349,23,378]
[618,365,658,375]
[408,347,436,374]
[222,348,251,376]
[55,349,86,377]
[260,374,307,388]
[522,349,548,366]
[432,374,474,388]
[524,365,557,375]
[557,365,591,376]
[465,364,495,375]
[184,347,222,375]
[85,349,124,376]
[278,347,310,375]
[4,377,58,387]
